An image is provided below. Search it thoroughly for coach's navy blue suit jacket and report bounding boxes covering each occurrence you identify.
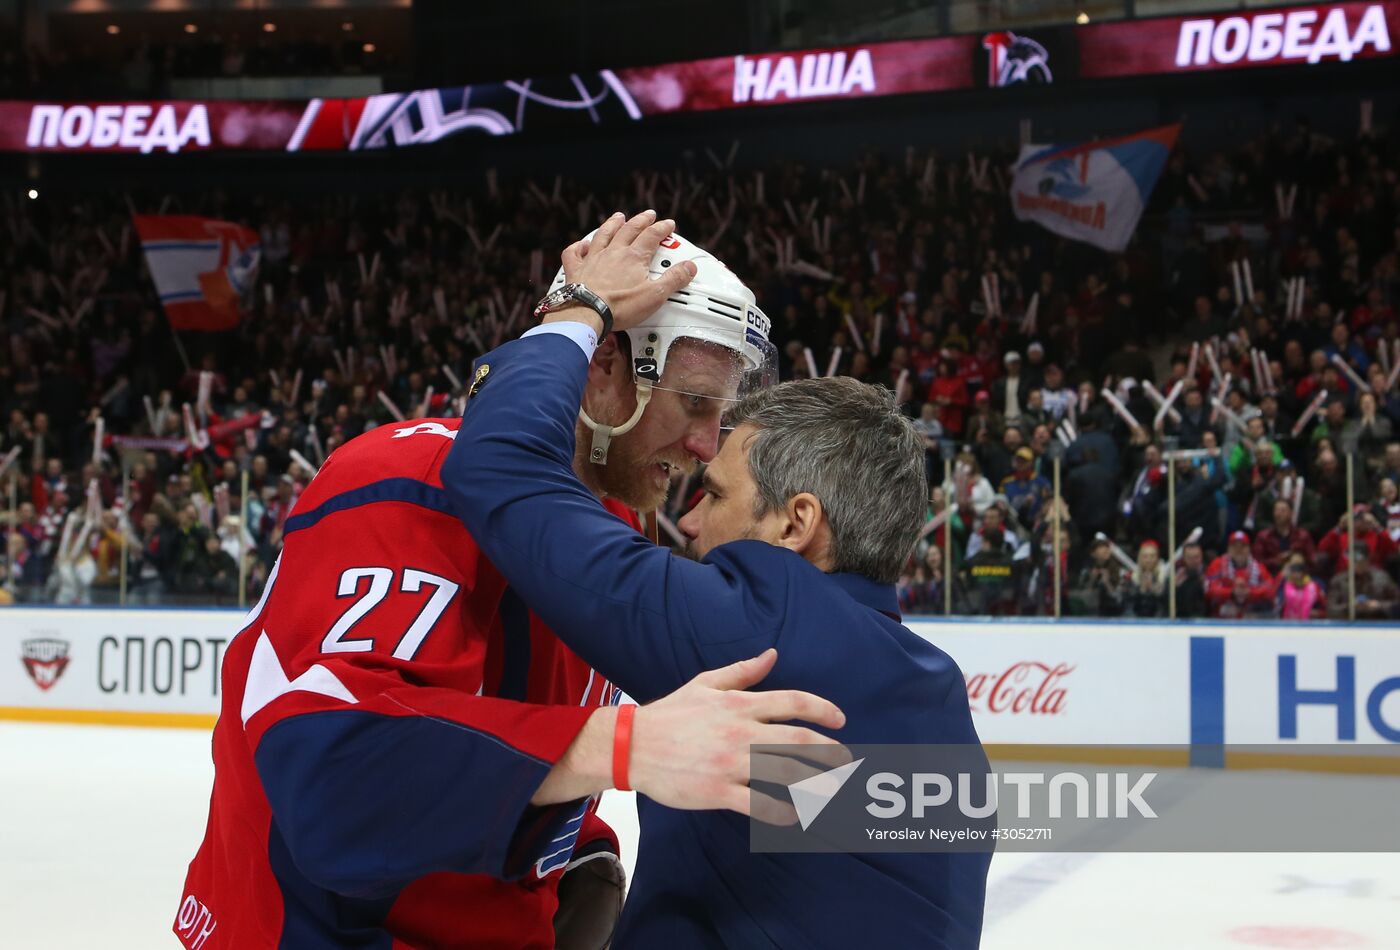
[444,330,991,949]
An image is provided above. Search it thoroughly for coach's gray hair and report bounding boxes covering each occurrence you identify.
[726,377,927,584]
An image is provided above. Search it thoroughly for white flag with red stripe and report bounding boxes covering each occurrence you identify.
[134,214,260,332]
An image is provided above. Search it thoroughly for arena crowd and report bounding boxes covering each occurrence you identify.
[2,119,1398,618]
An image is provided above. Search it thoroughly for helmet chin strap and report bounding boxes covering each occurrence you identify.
[579,381,653,465]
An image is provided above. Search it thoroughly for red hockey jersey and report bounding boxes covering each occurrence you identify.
[175,417,633,950]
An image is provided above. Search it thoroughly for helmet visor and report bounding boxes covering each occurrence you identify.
[639,329,778,431]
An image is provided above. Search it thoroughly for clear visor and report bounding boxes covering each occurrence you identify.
[639,331,779,432]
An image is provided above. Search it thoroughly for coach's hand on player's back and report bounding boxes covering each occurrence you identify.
[551,209,697,333]
[630,648,851,825]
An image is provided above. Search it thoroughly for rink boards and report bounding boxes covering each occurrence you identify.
[2,608,1397,760]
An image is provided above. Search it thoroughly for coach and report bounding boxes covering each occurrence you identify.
[445,233,990,948]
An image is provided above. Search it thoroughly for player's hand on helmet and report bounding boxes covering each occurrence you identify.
[628,648,852,825]
[556,210,697,333]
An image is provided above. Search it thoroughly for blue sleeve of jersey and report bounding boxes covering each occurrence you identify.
[254,707,589,899]
[443,334,779,702]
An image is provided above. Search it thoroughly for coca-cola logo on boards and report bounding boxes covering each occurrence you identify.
[965,661,1074,715]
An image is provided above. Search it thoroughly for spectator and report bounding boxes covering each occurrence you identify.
[944,451,995,517]
[169,504,211,596]
[1018,390,1052,436]
[1184,295,1225,343]
[1175,541,1209,619]
[130,511,171,604]
[1040,364,1075,422]
[1309,398,1351,447]
[1205,531,1275,617]
[1252,499,1317,575]
[910,331,940,390]
[260,475,300,539]
[1375,477,1400,543]
[1065,410,1121,481]
[965,392,1004,453]
[911,402,944,484]
[1023,342,1047,390]
[1217,575,1277,619]
[1126,540,1168,618]
[49,509,97,605]
[960,526,1020,615]
[1231,437,1282,528]
[1227,427,1280,478]
[1316,506,1398,578]
[217,514,254,563]
[966,504,1027,561]
[1001,446,1051,526]
[2,532,36,593]
[1064,446,1118,543]
[90,509,132,594]
[1327,545,1399,619]
[929,355,970,439]
[1254,462,1324,539]
[1023,496,1075,615]
[1256,395,1293,443]
[1342,391,1394,464]
[979,425,1025,489]
[1378,443,1400,488]
[1198,430,1229,539]
[1073,536,1124,617]
[992,351,1031,429]
[194,534,240,600]
[897,545,946,616]
[1175,387,1210,448]
[1122,446,1163,539]
[1278,553,1325,620]
[1168,457,1230,554]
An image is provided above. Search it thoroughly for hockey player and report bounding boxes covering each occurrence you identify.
[447,230,991,945]
[174,211,842,950]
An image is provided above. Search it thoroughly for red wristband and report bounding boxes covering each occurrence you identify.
[612,704,636,792]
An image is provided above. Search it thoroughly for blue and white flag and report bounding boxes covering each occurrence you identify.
[1010,124,1179,252]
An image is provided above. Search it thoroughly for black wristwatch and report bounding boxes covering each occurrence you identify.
[533,283,613,338]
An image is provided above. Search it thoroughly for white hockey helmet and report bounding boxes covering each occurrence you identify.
[549,230,777,464]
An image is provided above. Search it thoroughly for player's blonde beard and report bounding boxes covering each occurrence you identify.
[574,388,697,512]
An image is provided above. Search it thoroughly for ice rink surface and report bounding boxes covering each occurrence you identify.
[2,721,1396,950]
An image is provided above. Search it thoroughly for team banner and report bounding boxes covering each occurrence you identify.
[0,1,1392,155]
[0,39,972,155]
[15,101,306,153]
[134,215,260,332]
[1079,0,1397,79]
[1010,125,1179,253]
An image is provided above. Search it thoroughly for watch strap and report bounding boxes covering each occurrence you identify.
[535,283,613,338]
